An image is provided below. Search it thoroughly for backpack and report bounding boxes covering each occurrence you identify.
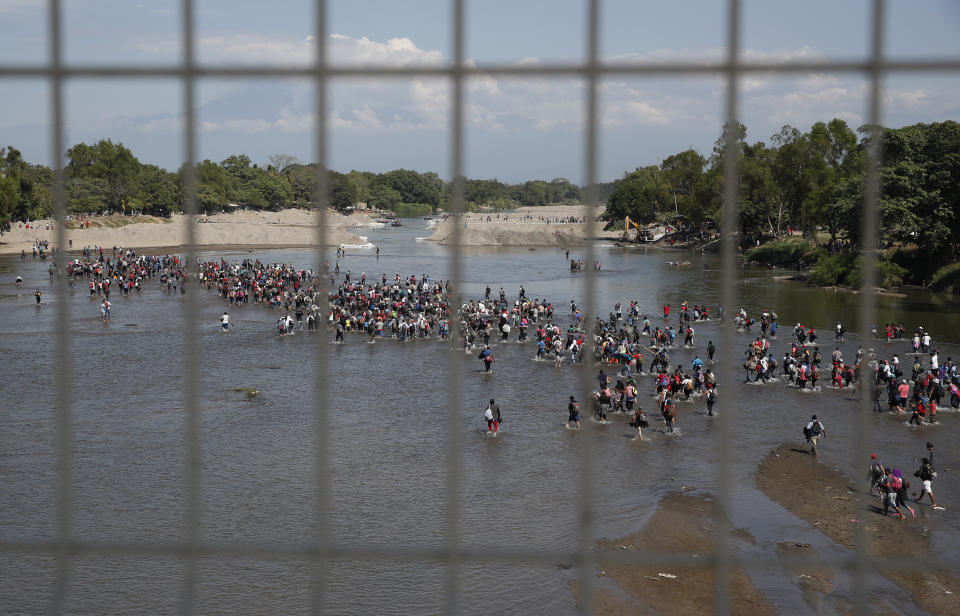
[891,476,902,491]
[810,421,822,436]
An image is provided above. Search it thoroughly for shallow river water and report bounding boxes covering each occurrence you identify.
[1,220,959,614]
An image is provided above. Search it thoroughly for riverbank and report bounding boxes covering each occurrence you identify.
[574,492,775,615]
[427,205,619,246]
[0,209,365,255]
[757,444,957,615]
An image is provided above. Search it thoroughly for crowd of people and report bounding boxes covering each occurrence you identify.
[867,443,940,518]
[14,247,950,517]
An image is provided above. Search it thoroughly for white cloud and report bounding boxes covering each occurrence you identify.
[890,89,927,106]
[606,45,824,66]
[121,34,959,158]
[136,32,445,67]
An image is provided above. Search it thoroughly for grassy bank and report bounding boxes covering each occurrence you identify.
[743,239,817,267]
[930,263,960,293]
[391,203,433,218]
[745,239,909,290]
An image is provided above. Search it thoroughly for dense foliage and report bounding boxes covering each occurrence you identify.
[0,142,613,227]
[606,120,959,255]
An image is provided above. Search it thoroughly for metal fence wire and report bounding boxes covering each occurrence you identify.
[1,0,959,614]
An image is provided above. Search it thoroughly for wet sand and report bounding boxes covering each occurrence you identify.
[574,492,776,615]
[758,444,957,615]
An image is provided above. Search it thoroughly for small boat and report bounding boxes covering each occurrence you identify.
[390,219,403,227]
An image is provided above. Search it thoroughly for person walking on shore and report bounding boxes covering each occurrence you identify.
[914,457,937,508]
[803,415,826,455]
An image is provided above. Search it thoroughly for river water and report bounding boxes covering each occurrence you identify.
[2,220,958,614]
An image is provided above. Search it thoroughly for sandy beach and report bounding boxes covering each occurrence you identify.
[0,208,366,255]
[576,492,776,615]
[428,205,620,246]
[757,444,957,615]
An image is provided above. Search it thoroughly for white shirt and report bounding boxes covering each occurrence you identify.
[805,420,824,433]
[222,314,229,324]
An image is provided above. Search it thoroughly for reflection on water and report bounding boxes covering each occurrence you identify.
[1,221,958,614]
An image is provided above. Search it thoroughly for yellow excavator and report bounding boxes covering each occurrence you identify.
[624,216,644,241]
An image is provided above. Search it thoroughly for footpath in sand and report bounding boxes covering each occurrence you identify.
[0,209,365,255]
[757,444,957,615]
[428,205,620,246]
[573,492,776,616]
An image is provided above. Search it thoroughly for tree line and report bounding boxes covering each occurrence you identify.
[0,142,611,228]
[1,119,957,279]
[605,119,960,282]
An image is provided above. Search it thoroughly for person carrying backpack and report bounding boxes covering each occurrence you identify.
[803,415,826,455]
[479,345,494,373]
[706,386,717,416]
[914,457,937,508]
[882,468,904,519]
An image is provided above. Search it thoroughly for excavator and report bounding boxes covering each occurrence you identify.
[623,216,644,241]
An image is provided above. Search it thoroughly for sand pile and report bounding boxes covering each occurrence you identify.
[757,444,958,615]
[427,218,596,246]
[0,209,365,254]
[427,206,615,246]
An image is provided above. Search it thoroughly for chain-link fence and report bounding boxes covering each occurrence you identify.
[2,0,959,614]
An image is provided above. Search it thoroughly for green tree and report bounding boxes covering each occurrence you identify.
[133,164,181,215]
[66,139,140,212]
[738,141,778,238]
[880,121,960,261]
[806,119,863,242]
[661,149,707,223]
[67,176,110,213]
[367,183,401,210]
[374,169,443,208]
[328,170,358,211]
[605,166,671,224]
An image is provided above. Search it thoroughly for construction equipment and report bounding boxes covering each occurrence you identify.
[624,216,644,240]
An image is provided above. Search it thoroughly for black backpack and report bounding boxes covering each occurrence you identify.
[810,421,822,436]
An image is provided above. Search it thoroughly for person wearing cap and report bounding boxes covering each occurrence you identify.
[868,454,885,498]
[803,415,826,455]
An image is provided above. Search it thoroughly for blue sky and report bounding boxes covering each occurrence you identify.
[1,0,959,183]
